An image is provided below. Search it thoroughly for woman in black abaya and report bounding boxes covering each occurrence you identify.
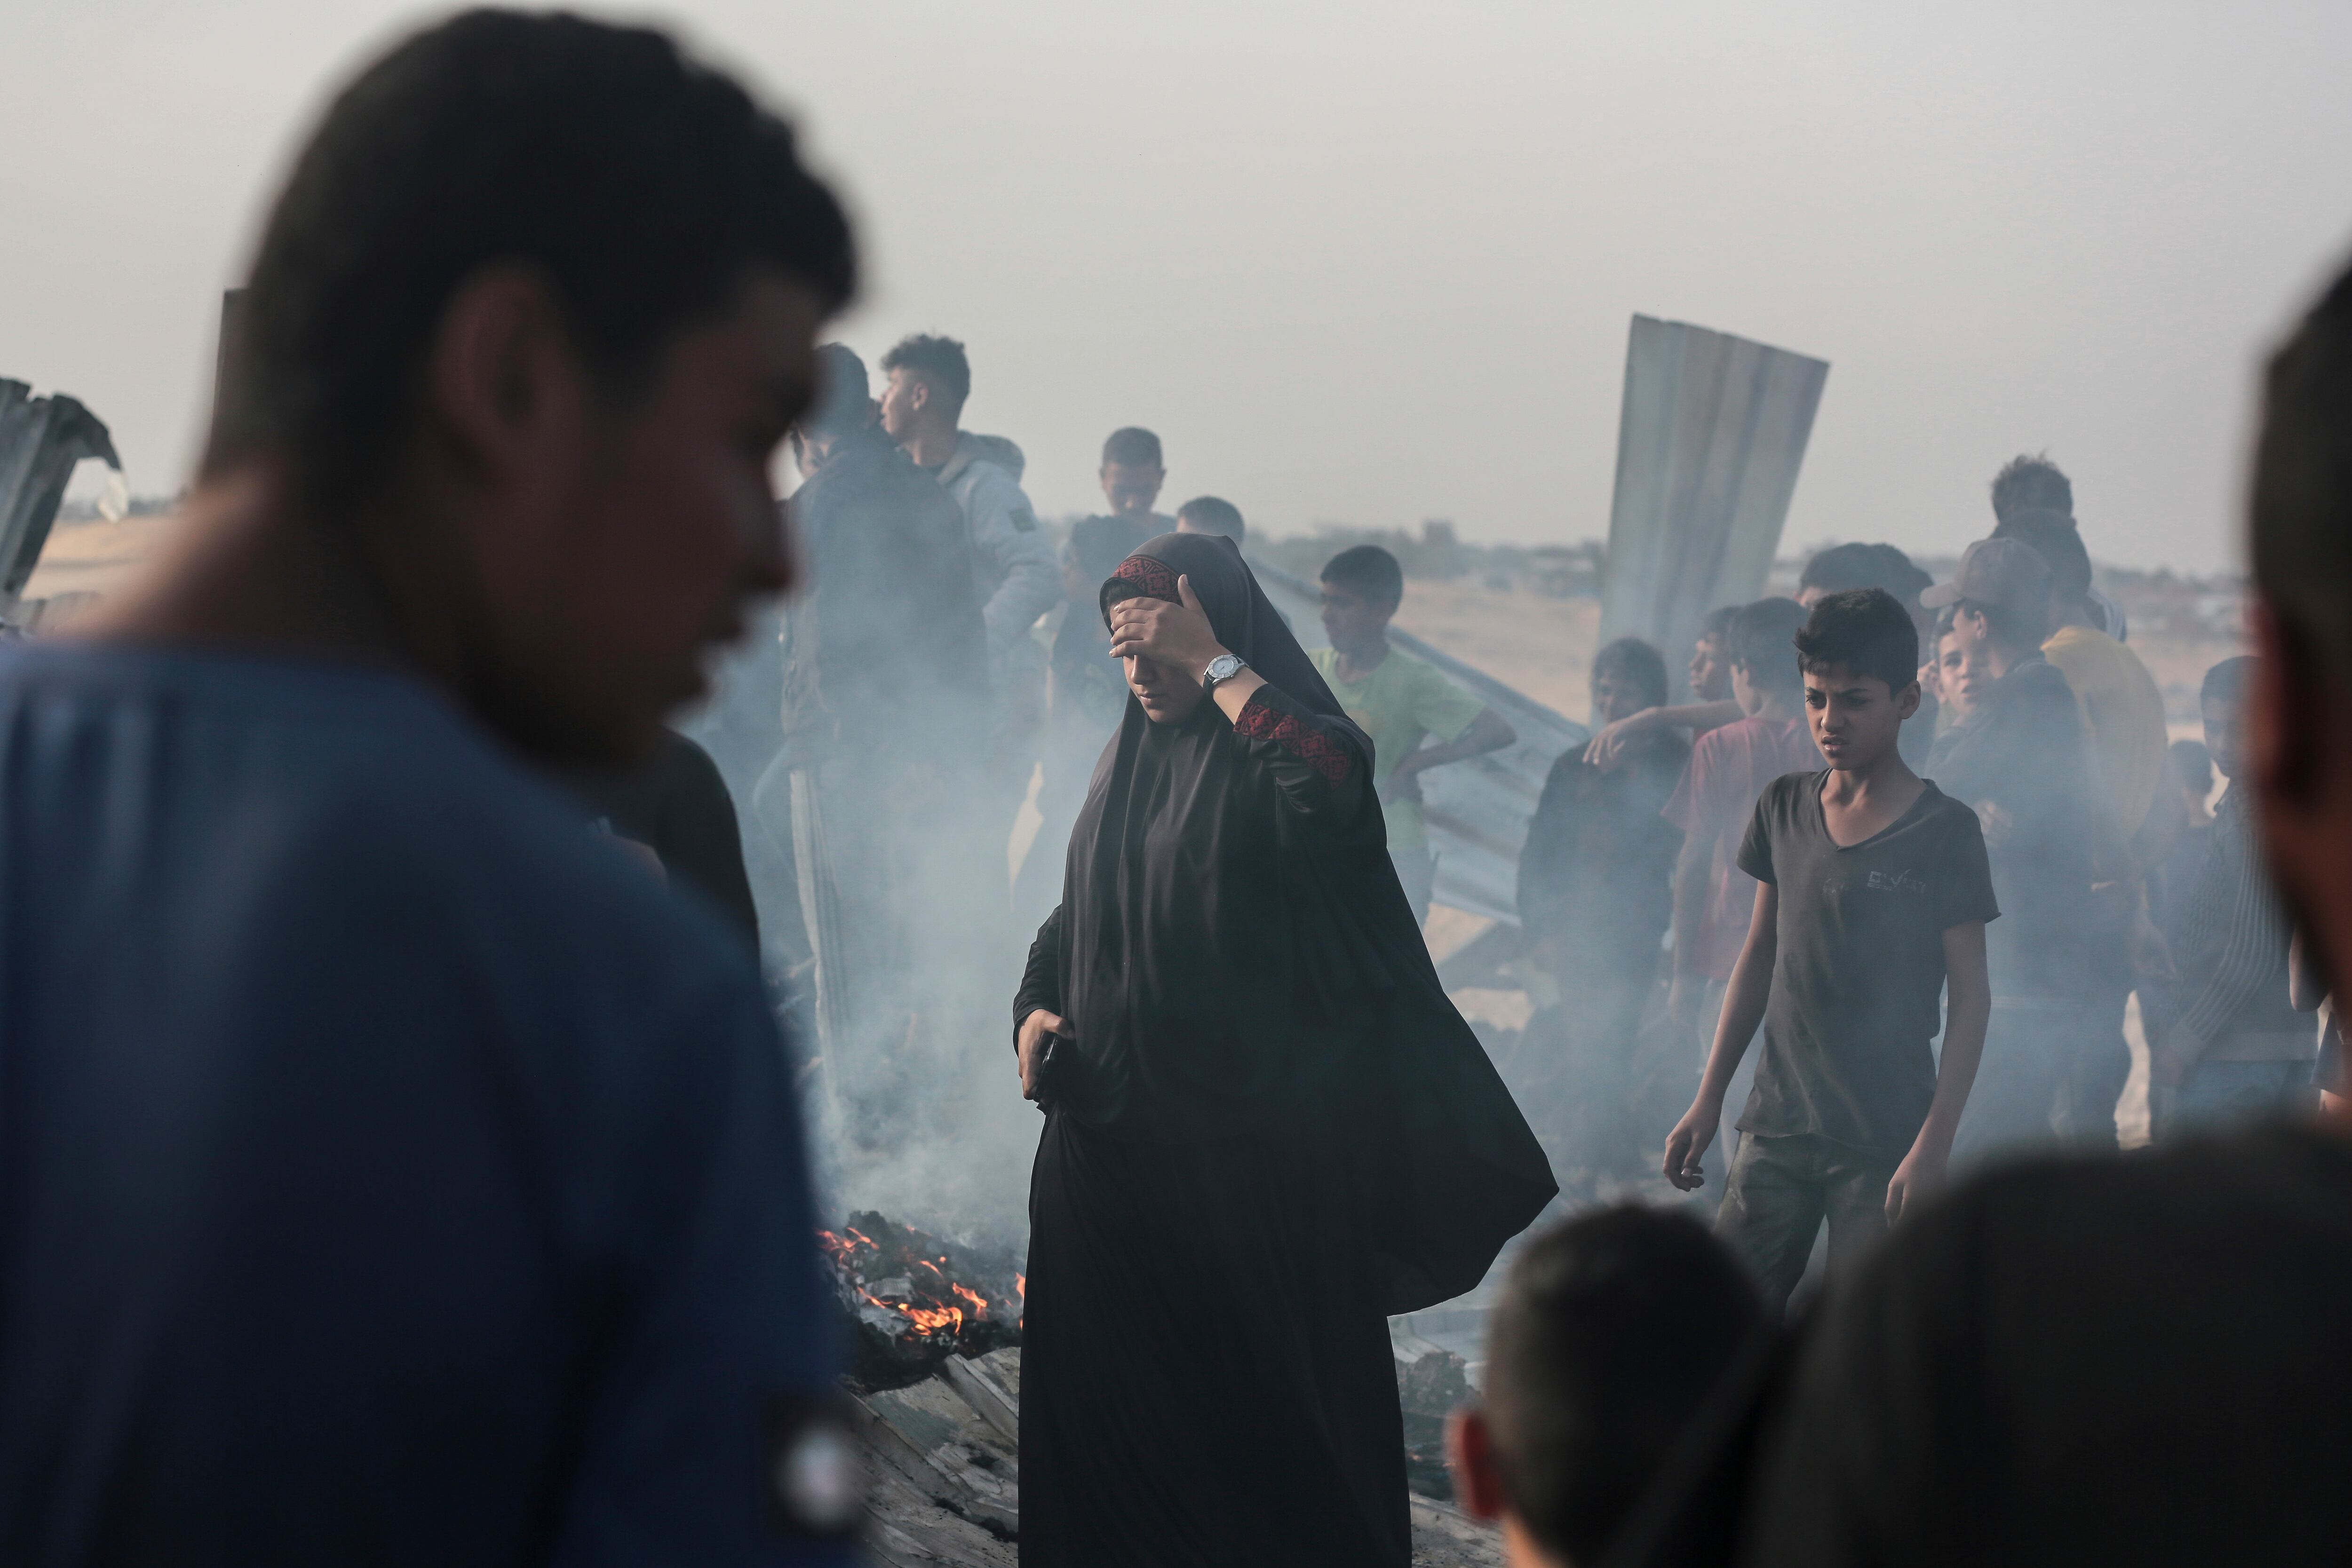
[1014,533,1554,1566]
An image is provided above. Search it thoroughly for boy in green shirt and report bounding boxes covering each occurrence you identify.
[1311,545,1516,923]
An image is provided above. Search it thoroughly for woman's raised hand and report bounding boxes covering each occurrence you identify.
[1107,575,1227,684]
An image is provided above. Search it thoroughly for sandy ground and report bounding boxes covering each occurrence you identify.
[20,512,177,609]
[1389,581,1602,721]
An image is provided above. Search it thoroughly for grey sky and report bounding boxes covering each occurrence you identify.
[7,0,2350,572]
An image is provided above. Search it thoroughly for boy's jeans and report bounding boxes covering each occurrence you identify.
[1715,1132,1898,1317]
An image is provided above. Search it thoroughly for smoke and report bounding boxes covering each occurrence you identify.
[683,526,1073,1253]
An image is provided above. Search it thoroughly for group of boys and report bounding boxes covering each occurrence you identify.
[1451,325,2350,1558]
[756,331,1271,1126]
[1527,453,2304,1319]
[762,329,1545,1131]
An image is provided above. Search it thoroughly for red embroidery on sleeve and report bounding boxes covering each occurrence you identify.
[1109,555,1180,603]
[1234,694,1352,784]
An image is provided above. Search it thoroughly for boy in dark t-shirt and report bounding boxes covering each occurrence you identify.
[1665,590,1996,1314]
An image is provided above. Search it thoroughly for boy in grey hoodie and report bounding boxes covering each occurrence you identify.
[879,333,1061,668]
[880,333,1062,871]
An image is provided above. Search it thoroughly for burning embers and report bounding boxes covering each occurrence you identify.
[820,1210,1025,1391]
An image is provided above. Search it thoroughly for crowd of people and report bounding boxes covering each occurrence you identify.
[1434,348,2349,1568]
[1449,411,2352,1565]
[1,9,2347,1568]
[1502,469,2306,1208]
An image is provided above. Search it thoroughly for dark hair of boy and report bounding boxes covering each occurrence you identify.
[2203,653,2256,707]
[1801,544,1936,648]
[1796,588,1921,693]
[1727,597,1810,698]
[1992,506,2096,610]
[1473,1206,1765,1567]
[1991,453,2074,523]
[2254,262,2352,1015]
[2254,265,2352,690]
[800,342,871,438]
[1700,603,1742,643]
[1870,546,1935,622]
[1176,495,1247,545]
[1102,426,1161,468]
[1797,542,1892,597]
[878,333,971,414]
[206,9,853,520]
[1322,543,1404,609]
[1593,635,1671,712]
[1939,539,2055,648]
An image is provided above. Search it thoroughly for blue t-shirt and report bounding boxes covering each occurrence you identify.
[0,645,848,1564]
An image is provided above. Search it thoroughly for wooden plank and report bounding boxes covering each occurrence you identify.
[863,1460,1018,1568]
[1410,1495,1508,1568]
[942,1354,1021,1445]
[859,1381,1019,1535]
[852,1351,1502,1566]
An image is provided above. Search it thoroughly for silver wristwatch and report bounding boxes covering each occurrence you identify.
[1201,653,1248,692]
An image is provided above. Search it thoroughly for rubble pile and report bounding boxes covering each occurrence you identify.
[1398,1349,1474,1499]
[820,1212,1024,1391]
[848,1346,1503,1568]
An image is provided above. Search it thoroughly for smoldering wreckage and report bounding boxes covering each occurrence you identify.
[822,1211,1510,1567]
[3,313,1827,1564]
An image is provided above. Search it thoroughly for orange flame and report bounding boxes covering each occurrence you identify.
[854,1283,964,1335]
[822,1222,1013,1342]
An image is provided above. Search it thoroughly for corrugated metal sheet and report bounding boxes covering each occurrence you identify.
[1597,316,1828,692]
[1251,562,1587,927]
[0,380,120,615]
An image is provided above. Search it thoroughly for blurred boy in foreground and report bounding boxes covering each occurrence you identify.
[0,13,860,1559]
[1449,1207,1766,1568]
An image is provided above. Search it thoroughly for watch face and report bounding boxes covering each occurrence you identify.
[1208,655,1242,682]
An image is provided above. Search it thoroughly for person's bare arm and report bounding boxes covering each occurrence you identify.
[1584,699,1742,768]
[1665,880,1778,1189]
[2292,929,2329,1014]
[1886,921,1989,1221]
[1392,708,1516,785]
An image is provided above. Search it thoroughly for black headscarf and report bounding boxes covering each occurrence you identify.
[1047,531,1554,1312]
